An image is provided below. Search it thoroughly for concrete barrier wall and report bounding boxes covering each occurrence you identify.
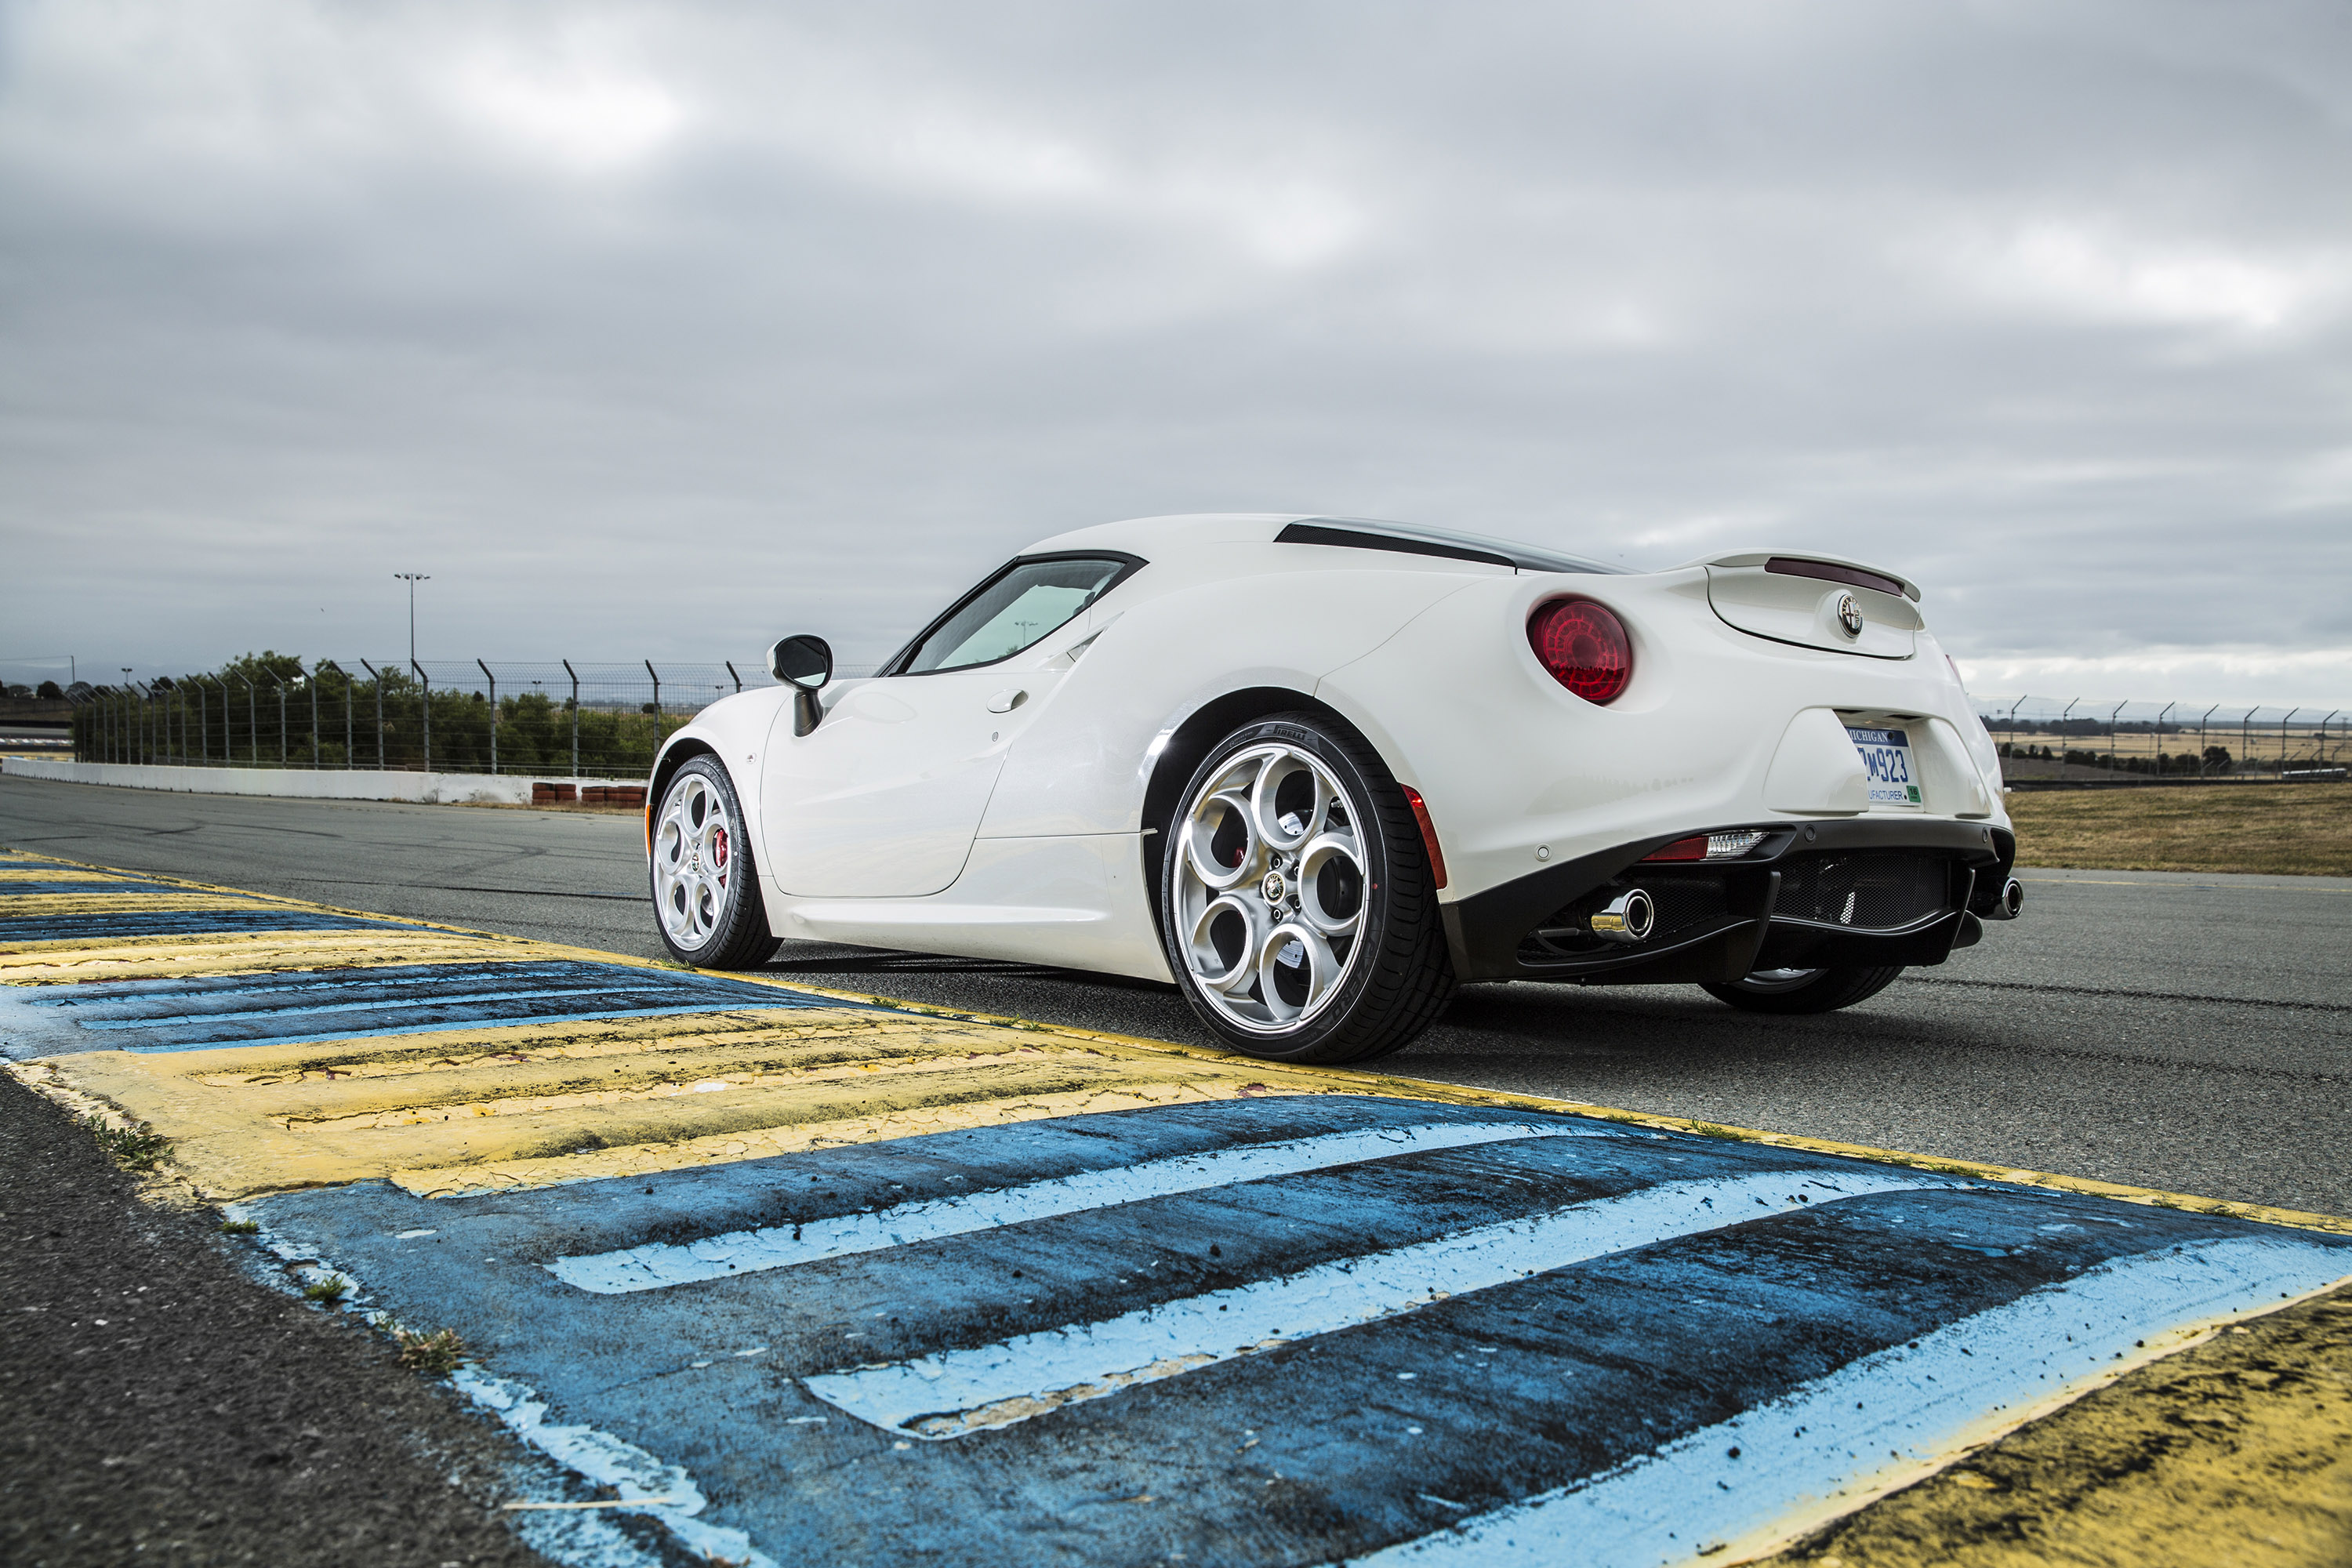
[2,757,645,806]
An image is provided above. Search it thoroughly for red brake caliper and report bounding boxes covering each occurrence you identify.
[710,826,729,882]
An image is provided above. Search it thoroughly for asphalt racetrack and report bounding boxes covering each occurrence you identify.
[3,772,2347,1218]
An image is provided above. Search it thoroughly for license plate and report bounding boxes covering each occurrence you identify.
[1846,725,1922,808]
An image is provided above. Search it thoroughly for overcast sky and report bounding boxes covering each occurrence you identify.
[3,1,2347,705]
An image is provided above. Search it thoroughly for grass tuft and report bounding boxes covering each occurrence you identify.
[79,1114,170,1171]
[394,1326,468,1374]
[303,1275,353,1305]
[218,1218,260,1235]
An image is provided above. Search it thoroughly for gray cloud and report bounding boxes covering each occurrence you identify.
[3,1,2347,701]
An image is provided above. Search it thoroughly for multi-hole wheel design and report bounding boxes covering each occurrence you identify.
[1172,740,1372,1034]
[1160,714,1456,1062]
[655,767,736,950]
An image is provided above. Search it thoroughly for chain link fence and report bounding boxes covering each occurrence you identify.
[53,665,2350,788]
[62,659,883,779]
[1975,696,2348,784]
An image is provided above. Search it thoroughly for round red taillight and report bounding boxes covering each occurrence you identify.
[1528,598,1632,704]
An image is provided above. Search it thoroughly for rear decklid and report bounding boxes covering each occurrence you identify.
[1697,550,1922,659]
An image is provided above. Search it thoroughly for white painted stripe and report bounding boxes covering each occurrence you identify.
[453,1365,779,1568]
[1345,1234,2352,1568]
[547,1120,1614,1294]
[802,1168,1936,1438]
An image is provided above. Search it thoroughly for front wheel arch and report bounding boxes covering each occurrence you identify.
[647,737,721,857]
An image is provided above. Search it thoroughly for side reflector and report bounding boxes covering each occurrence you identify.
[1400,786,1449,891]
[1642,835,1708,862]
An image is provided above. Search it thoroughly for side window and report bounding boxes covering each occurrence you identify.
[900,556,1134,674]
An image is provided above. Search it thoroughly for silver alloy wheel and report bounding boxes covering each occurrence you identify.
[654,768,737,951]
[1173,741,1370,1033]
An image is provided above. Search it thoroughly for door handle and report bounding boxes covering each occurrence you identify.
[986,689,1027,713]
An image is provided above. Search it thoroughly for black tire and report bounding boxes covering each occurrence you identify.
[1159,713,1456,1064]
[649,755,779,970]
[1700,964,1904,1014]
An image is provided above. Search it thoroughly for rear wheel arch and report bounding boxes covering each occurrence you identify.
[1141,688,1385,941]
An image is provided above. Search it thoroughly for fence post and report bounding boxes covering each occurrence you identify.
[2241,707,2257,777]
[725,660,742,694]
[2107,700,2125,771]
[343,666,354,769]
[359,660,383,769]
[275,676,288,766]
[478,659,498,775]
[563,659,579,779]
[308,663,320,768]
[415,661,431,773]
[194,677,208,764]
[646,659,661,718]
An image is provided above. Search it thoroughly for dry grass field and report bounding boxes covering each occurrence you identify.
[2006,783,2352,877]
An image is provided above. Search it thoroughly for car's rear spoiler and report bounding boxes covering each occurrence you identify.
[1681,550,1922,603]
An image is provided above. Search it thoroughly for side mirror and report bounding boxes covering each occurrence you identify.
[769,635,833,736]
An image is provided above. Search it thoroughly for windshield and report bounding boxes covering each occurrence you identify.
[899,555,1136,673]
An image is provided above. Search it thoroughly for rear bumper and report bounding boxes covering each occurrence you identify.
[1439,817,2014,985]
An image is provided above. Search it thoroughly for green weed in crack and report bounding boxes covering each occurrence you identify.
[394,1327,469,1374]
[303,1275,353,1306]
[78,1113,170,1171]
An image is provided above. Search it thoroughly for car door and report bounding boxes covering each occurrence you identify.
[762,553,1139,898]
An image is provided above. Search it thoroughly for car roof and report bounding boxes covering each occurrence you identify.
[1020,514,1629,575]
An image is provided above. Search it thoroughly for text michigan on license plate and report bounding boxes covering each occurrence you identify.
[1846,724,1922,806]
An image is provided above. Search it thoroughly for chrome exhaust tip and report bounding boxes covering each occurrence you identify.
[1588,888,1655,944]
[1987,877,2024,920]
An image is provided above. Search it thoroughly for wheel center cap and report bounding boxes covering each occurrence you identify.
[1261,870,1287,905]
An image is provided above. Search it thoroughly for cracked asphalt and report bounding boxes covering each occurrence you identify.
[6,772,2347,1217]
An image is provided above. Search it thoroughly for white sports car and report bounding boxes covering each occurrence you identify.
[646,514,2020,1062]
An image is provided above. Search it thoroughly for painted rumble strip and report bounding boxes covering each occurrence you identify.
[0,960,847,1056]
[14,852,2352,1567]
[237,1094,2352,1567]
[1350,1236,2349,1568]
[550,1119,1614,1293]
[804,1167,1940,1438]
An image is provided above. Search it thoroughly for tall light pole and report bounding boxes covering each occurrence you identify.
[394,573,430,669]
